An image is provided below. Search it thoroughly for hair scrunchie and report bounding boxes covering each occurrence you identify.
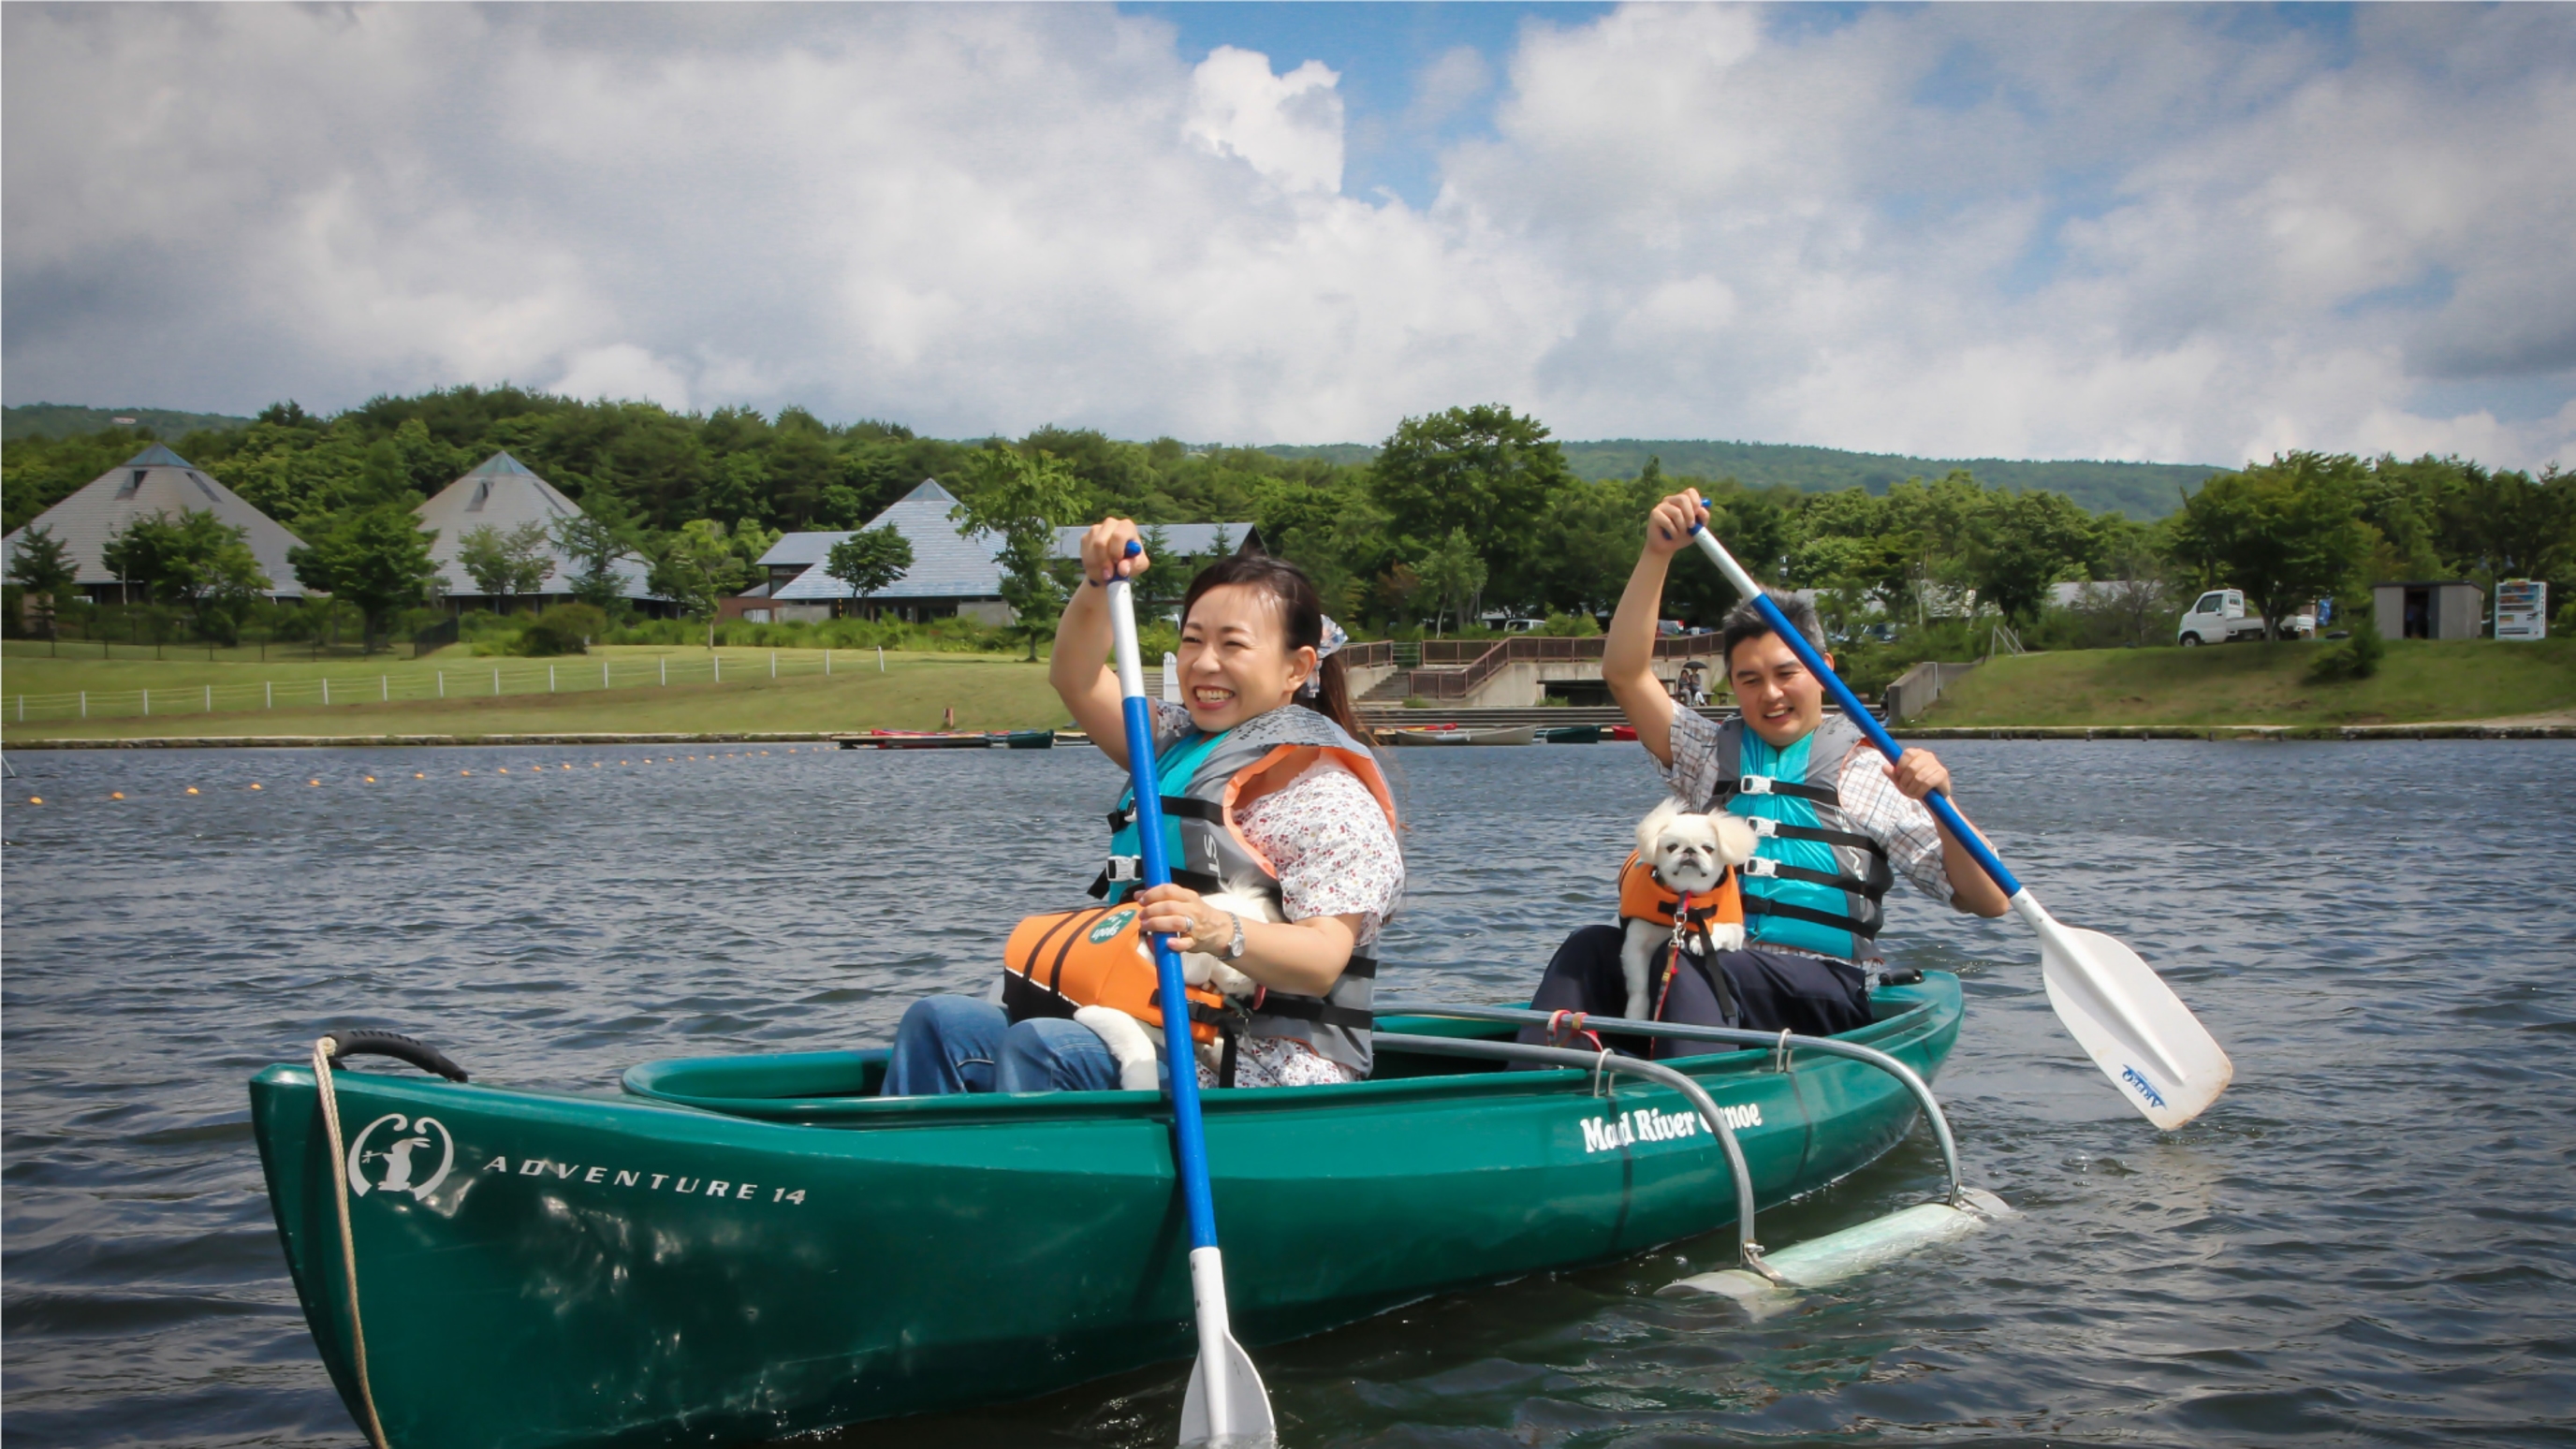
[1300,615,1347,697]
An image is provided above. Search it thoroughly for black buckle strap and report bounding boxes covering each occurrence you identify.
[1746,817,1887,857]
[1729,773,1841,807]
[1248,994,1376,1032]
[1109,796,1225,831]
[1739,858,1880,895]
[1742,898,1880,938]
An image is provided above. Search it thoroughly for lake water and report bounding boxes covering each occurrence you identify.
[5,739,2573,1447]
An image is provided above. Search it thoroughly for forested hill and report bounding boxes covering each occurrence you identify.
[5,403,253,442]
[10,399,2221,520]
[1266,439,2224,520]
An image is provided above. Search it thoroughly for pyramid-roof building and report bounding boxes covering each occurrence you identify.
[413,452,655,602]
[1,445,307,596]
[765,480,1008,602]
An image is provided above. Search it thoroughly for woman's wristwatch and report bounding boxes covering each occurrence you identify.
[1222,911,1247,960]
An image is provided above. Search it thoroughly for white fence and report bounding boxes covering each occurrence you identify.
[7,649,898,724]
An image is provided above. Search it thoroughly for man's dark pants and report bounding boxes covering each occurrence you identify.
[1514,924,1876,1060]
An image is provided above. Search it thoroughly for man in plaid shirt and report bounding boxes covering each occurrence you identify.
[1523,489,2008,1048]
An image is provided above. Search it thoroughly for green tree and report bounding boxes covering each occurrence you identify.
[1530,476,1644,617]
[554,502,642,614]
[649,519,754,651]
[454,521,555,611]
[2169,453,2375,640]
[1412,527,1487,637]
[1369,404,1574,608]
[6,522,78,639]
[950,447,1084,661]
[1971,490,2098,625]
[287,506,438,651]
[825,524,915,617]
[102,510,274,644]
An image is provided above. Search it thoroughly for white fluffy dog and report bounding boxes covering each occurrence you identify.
[1619,799,1760,1021]
[1075,890,1279,1090]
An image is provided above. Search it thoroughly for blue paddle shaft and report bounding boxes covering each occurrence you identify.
[1110,551,1222,1252]
[1688,525,2025,898]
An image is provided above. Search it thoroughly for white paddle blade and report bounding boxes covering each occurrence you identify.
[1178,1332,1276,1448]
[2017,898,2232,1130]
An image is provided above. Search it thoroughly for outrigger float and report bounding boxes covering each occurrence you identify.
[253,975,2009,1449]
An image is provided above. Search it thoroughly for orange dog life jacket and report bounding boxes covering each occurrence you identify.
[1617,850,1745,945]
[1002,903,1229,1046]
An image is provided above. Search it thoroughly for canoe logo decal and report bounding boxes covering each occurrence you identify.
[478,1155,810,1206]
[346,1113,455,1201]
[2120,1065,2167,1110]
[1581,1105,1757,1154]
[1090,908,1137,944]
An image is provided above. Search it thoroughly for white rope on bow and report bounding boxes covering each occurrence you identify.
[313,1037,391,1449]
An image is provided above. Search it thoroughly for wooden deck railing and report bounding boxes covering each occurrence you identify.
[1372,633,1722,699]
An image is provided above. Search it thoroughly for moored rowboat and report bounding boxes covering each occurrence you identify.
[1384,724,1538,746]
[847,730,996,750]
[250,975,1962,1448]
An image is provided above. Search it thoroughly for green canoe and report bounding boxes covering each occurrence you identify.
[250,974,1964,1448]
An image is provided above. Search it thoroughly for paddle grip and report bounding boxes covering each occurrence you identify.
[1687,523,2025,899]
[1105,572,1223,1253]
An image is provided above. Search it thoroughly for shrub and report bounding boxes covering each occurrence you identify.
[2309,615,2384,681]
[1539,611,1601,637]
[517,603,607,656]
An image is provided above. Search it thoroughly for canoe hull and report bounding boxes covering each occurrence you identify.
[251,976,1962,1448]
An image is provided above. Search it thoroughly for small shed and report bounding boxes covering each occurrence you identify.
[2372,580,2484,640]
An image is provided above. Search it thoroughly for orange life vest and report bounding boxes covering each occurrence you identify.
[1002,902,1230,1046]
[1005,708,1397,1070]
[1617,850,1745,944]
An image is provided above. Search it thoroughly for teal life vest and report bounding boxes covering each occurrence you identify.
[1705,714,1895,962]
[1075,705,1397,1076]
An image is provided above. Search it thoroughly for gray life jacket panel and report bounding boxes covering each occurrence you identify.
[1091,704,1396,1076]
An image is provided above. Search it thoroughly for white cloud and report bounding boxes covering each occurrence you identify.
[553,345,693,412]
[3,4,2569,474]
[1184,46,1346,194]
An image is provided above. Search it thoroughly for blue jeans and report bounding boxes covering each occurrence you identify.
[881,995,1141,1095]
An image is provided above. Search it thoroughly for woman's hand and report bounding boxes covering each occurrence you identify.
[1078,518,1151,586]
[1643,490,1709,558]
[1134,883,1227,955]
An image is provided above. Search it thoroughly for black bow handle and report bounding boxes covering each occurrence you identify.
[320,1030,470,1083]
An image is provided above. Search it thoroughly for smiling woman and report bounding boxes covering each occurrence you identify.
[883,518,1402,1097]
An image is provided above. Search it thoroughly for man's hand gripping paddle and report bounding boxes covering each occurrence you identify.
[1684,522,2232,1129]
[1105,541,1278,1447]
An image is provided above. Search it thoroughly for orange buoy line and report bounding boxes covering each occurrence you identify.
[8,745,836,805]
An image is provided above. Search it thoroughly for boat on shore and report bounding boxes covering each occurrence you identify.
[1384,724,1539,746]
[842,731,997,750]
[996,729,1054,749]
[1537,724,1603,743]
[249,975,1963,1448]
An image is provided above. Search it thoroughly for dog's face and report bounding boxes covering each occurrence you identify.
[1637,799,1759,895]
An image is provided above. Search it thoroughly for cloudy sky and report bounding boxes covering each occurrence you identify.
[6,3,2572,469]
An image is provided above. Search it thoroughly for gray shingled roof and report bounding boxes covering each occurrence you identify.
[1049,522,1259,561]
[765,480,1008,601]
[413,452,656,601]
[1,445,308,596]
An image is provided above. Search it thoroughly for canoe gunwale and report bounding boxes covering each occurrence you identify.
[614,987,1949,1126]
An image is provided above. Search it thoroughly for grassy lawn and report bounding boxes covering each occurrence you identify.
[1924,637,2576,727]
[0,645,1067,740]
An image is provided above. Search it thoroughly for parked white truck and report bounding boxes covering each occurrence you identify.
[2176,589,2316,645]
